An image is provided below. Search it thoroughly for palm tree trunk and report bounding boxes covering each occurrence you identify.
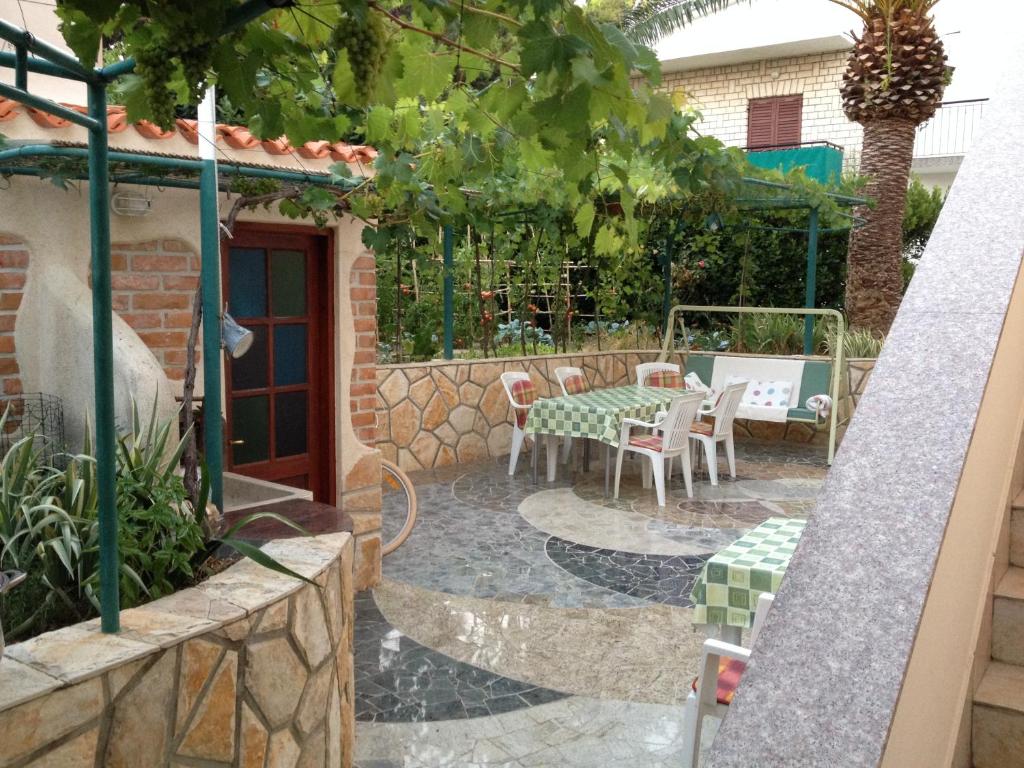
[845,118,917,335]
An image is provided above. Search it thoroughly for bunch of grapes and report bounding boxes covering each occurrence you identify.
[332,11,389,103]
[133,24,216,130]
[133,45,179,129]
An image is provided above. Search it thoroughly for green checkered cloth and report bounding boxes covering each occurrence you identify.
[691,517,806,629]
[524,385,679,448]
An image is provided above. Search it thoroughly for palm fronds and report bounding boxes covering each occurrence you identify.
[623,0,748,47]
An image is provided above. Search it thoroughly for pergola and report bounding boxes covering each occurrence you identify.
[663,177,866,355]
[0,2,361,633]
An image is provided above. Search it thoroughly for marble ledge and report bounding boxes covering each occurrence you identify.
[0,530,352,715]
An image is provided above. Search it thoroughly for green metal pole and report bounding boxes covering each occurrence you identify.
[14,46,26,90]
[442,225,454,360]
[804,207,820,355]
[198,87,225,513]
[199,161,224,512]
[87,81,119,634]
[662,224,674,336]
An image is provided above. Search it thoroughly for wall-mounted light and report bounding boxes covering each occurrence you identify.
[110,189,152,217]
[221,312,254,359]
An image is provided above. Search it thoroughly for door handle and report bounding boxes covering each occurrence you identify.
[229,439,245,445]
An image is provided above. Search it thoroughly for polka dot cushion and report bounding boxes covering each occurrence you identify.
[725,377,793,408]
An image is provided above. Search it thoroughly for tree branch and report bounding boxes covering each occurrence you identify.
[367,1,520,72]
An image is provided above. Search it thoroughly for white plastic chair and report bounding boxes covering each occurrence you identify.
[682,593,775,768]
[500,372,535,476]
[613,390,705,506]
[554,366,588,463]
[635,362,681,387]
[689,380,747,486]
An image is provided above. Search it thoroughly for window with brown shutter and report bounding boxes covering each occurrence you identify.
[746,95,803,149]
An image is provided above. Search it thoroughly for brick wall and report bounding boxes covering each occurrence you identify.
[0,234,27,397]
[109,239,200,380]
[348,253,378,445]
[660,50,863,169]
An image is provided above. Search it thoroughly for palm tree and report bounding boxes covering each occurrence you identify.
[622,0,746,47]
[831,0,949,334]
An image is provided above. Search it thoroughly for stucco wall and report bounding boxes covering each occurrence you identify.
[0,175,382,590]
[0,532,355,768]
[376,351,875,472]
[660,50,863,168]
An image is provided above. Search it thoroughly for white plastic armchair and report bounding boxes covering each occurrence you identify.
[681,592,775,768]
[635,362,680,387]
[500,371,534,475]
[689,380,747,486]
[613,390,704,505]
[553,366,586,464]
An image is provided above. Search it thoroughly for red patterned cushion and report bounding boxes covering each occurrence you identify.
[509,378,537,428]
[648,370,683,389]
[628,434,663,451]
[564,374,589,395]
[690,420,714,436]
[691,657,747,705]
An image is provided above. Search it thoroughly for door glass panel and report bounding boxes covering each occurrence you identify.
[275,391,308,458]
[232,395,269,465]
[231,325,268,390]
[273,324,308,386]
[271,250,307,317]
[228,248,267,318]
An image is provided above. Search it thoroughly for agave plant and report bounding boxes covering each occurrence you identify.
[1,397,313,640]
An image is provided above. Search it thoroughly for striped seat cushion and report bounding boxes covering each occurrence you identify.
[509,378,537,428]
[690,420,714,436]
[628,434,663,451]
[647,370,683,389]
[563,374,589,395]
[691,657,747,705]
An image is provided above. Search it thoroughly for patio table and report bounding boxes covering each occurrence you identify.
[524,384,680,487]
[690,517,806,643]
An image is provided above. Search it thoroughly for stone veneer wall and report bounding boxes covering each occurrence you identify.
[659,50,863,169]
[376,351,876,472]
[0,532,354,768]
[0,234,29,398]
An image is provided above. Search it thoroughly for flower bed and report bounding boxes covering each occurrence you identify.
[0,532,355,767]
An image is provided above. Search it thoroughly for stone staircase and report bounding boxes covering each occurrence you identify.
[973,491,1024,766]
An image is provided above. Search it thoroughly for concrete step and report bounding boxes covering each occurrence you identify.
[974,662,1024,768]
[992,568,1024,666]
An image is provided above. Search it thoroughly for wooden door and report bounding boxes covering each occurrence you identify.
[222,225,334,502]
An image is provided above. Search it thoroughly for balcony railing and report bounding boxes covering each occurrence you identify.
[914,98,988,159]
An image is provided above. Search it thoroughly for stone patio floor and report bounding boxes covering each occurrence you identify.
[353,439,827,767]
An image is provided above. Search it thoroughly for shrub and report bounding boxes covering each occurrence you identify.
[1,399,309,641]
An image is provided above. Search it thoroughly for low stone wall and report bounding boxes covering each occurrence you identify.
[376,351,877,471]
[0,533,354,768]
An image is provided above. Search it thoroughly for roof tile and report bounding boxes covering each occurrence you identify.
[0,96,376,165]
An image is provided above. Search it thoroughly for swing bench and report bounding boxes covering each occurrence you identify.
[658,305,848,464]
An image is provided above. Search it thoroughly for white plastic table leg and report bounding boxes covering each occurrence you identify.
[546,433,559,482]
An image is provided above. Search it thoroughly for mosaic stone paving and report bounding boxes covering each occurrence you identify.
[355,593,568,723]
[357,439,828,765]
[545,537,711,607]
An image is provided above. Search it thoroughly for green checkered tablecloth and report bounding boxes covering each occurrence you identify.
[523,385,679,448]
[690,517,806,629]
